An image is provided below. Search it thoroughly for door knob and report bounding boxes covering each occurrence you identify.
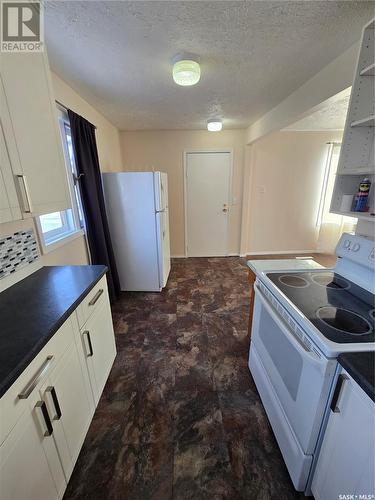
[222,208,228,213]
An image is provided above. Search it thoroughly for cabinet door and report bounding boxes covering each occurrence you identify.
[0,402,60,500]
[0,164,12,223]
[0,98,22,222]
[312,372,375,499]
[41,340,93,481]
[1,51,70,215]
[81,301,116,405]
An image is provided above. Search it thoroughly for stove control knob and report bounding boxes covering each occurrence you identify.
[352,243,360,252]
[343,239,351,249]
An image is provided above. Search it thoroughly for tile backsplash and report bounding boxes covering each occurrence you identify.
[0,229,39,279]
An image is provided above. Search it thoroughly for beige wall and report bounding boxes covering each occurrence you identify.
[0,73,123,269]
[241,130,343,255]
[51,73,123,172]
[120,129,245,256]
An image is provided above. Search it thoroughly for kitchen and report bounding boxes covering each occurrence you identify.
[0,2,374,499]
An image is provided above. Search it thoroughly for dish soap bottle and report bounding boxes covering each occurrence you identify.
[353,178,371,212]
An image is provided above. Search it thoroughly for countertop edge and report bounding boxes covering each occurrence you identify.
[246,259,325,274]
[0,266,108,398]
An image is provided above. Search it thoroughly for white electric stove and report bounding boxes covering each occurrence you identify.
[248,233,375,494]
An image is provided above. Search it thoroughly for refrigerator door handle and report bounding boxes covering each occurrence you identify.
[154,171,164,212]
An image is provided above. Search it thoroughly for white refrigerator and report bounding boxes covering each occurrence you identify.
[102,171,171,291]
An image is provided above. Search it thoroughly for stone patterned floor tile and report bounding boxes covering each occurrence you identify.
[63,257,301,500]
[173,441,238,500]
[110,440,174,500]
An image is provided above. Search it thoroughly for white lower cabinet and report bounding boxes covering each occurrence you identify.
[0,276,116,500]
[312,369,375,500]
[40,339,94,482]
[0,401,62,500]
[80,299,117,405]
[0,350,68,500]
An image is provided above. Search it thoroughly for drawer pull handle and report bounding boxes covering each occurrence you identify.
[16,174,33,213]
[46,386,62,420]
[88,288,103,306]
[330,374,348,413]
[83,330,94,357]
[18,355,54,399]
[35,400,53,437]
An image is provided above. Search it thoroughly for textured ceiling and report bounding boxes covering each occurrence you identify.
[285,88,351,131]
[44,1,374,131]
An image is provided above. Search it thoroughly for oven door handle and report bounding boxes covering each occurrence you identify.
[255,283,323,364]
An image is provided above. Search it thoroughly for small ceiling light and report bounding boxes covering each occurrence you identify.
[173,58,200,86]
[207,118,222,132]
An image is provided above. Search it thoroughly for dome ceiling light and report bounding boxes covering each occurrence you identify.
[172,56,200,86]
[207,118,222,132]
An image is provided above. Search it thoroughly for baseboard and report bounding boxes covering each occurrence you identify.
[171,253,240,258]
[245,249,317,256]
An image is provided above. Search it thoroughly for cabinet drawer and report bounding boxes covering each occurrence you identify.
[76,275,109,329]
[0,316,74,445]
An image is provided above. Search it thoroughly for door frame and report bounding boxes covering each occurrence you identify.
[183,149,234,257]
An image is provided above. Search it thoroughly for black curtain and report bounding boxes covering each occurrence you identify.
[68,109,120,302]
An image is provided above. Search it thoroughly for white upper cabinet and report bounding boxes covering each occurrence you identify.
[0,82,22,223]
[0,123,22,223]
[1,49,71,217]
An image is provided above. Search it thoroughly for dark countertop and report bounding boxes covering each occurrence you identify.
[338,352,375,402]
[0,265,107,398]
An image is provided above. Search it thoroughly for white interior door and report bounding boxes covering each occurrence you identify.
[185,152,231,257]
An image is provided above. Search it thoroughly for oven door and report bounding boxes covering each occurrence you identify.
[250,282,336,454]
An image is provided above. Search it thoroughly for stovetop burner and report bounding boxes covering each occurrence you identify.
[278,275,309,288]
[266,271,375,344]
[316,306,372,335]
[311,273,350,290]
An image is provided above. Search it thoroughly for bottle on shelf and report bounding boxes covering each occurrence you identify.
[353,178,371,212]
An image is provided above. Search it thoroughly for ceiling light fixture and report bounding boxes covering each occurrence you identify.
[172,57,200,86]
[207,118,222,132]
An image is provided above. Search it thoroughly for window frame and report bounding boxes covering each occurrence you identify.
[316,141,357,228]
[36,106,85,254]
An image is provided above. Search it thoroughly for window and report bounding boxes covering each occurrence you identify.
[316,143,356,227]
[36,107,86,251]
[316,142,357,253]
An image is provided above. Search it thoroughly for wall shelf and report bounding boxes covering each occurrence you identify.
[332,18,374,186]
[338,168,374,176]
[331,210,375,222]
[350,115,375,128]
[359,62,375,76]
